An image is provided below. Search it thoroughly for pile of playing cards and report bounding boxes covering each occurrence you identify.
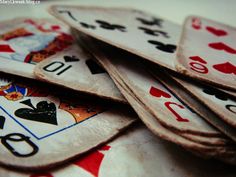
[0,5,236,177]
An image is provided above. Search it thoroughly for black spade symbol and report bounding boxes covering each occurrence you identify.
[15,99,58,125]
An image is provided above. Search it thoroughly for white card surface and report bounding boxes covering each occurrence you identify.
[176,16,236,90]
[34,44,126,103]
[49,5,181,71]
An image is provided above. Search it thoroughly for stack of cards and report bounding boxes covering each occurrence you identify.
[0,4,236,176]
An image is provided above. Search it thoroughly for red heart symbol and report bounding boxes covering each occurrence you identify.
[0,44,15,53]
[208,42,236,54]
[206,26,227,36]
[213,62,236,75]
[189,56,207,64]
[149,86,171,98]
[191,18,201,30]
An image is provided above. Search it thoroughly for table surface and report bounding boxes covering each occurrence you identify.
[0,0,235,27]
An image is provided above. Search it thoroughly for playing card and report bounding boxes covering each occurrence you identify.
[149,67,236,143]
[176,16,236,90]
[0,18,73,78]
[0,73,136,170]
[49,5,181,71]
[175,80,236,128]
[34,43,126,103]
[2,125,236,177]
[173,76,236,140]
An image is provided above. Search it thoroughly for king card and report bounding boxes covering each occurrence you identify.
[0,18,73,78]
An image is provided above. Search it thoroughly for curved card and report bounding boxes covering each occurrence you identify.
[49,5,181,71]
[2,126,236,177]
[176,16,236,91]
[34,44,126,103]
[0,75,135,169]
[0,17,73,78]
[172,77,236,129]
[152,71,236,143]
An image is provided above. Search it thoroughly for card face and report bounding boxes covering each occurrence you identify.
[176,16,236,90]
[0,18,73,78]
[2,125,236,177]
[172,77,236,129]
[49,5,181,71]
[0,75,135,169]
[34,44,126,103]
[150,69,236,143]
